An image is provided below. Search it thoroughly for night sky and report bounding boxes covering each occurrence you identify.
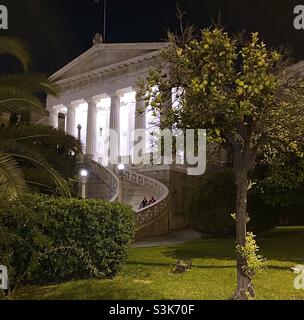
[1,0,304,75]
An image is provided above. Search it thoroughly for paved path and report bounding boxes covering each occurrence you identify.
[132,229,201,248]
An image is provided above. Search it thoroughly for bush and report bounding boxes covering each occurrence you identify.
[0,194,135,287]
[190,170,236,238]
[190,169,277,238]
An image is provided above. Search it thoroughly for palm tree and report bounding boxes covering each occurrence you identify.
[0,37,82,197]
[0,124,82,196]
[0,37,57,115]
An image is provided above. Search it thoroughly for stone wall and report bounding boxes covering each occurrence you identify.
[135,167,202,234]
[134,145,229,238]
[136,212,170,239]
[83,172,114,200]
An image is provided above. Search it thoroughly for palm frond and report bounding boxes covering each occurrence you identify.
[0,73,58,96]
[0,153,27,197]
[0,86,46,115]
[0,124,82,153]
[0,37,31,71]
[0,142,71,197]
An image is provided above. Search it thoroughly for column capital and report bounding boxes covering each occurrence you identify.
[48,107,59,129]
[47,107,59,115]
[107,90,124,99]
[84,97,99,105]
[64,102,78,112]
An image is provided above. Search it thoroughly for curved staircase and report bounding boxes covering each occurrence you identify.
[81,156,170,238]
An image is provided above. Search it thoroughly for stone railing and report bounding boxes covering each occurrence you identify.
[34,116,49,126]
[124,169,170,231]
[83,156,119,202]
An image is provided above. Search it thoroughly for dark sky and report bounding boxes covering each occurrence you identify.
[1,0,304,75]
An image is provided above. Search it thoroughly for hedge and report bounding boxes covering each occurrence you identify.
[0,194,135,286]
[190,169,277,238]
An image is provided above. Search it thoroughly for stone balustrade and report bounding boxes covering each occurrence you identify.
[81,156,170,232]
[124,169,170,231]
[83,156,119,202]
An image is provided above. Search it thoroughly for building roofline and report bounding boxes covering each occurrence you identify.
[49,42,169,82]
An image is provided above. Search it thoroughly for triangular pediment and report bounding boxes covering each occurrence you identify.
[50,42,168,82]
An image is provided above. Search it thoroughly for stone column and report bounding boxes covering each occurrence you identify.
[48,108,59,129]
[134,96,146,132]
[127,106,133,156]
[133,94,146,161]
[160,90,172,129]
[109,91,122,164]
[66,103,77,137]
[85,98,98,160]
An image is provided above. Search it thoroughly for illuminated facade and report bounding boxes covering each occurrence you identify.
[46,34,168,164]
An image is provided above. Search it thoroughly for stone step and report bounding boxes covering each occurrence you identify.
[122,180,157,211]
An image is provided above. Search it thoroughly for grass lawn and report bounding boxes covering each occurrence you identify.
[13,226,304,300]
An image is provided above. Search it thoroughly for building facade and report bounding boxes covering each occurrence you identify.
[47,34,168,165]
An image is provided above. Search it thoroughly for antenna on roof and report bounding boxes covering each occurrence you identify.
[103,0,107,42]
[94,0,107,42]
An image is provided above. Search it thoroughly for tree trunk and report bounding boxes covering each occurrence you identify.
[233,169,255,300]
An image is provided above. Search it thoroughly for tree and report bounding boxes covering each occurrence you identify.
[0,124,81,197]
[0,37,57,115]
[138,27,304,299]
[0,37,81,197]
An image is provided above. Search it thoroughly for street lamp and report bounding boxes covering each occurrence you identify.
[118,163,125,174]
[118,164,125,203]
[79,168,89,199]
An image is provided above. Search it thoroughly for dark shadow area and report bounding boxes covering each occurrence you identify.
[158,227,304,265]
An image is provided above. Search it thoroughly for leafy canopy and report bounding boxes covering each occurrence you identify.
[138,28,304,166]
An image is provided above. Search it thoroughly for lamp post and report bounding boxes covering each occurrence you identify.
[79,169,89,199]
[118,164,125,203]
[77,124,82,142]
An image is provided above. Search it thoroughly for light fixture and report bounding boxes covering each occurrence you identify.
[79,169,89,199]
[117,164,125,203]
[118,164,125,172]
[79,169,88,178]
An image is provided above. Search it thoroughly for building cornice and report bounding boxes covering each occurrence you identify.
[51,50,163,86]
[49,42,169,82]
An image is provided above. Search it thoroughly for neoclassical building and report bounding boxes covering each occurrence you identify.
[46,34,168,164]
[45,34,206,238]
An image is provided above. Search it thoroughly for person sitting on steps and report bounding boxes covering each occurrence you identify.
[149,196,156,205]
[139,197,148,210]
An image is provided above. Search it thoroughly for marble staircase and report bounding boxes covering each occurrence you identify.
[81,156,170,238]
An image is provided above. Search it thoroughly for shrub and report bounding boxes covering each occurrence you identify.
[190,169,277,238]
[190,169,236,238]
[0,194,135,287]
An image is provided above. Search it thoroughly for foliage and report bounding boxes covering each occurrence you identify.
[190,169,236,238]
[0,124,81,197]
[249,150,304,225]
[172,258,193,274]
[137,24,304,298]
[12,227,304,300]
[190,169,277,238]
[0,37,72,197]
[138,26,304,186]
[236,232,266,279]
[247,188,278,233]
[0,194,135,288]
[0,37,57,115]
[256,148,304,208]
